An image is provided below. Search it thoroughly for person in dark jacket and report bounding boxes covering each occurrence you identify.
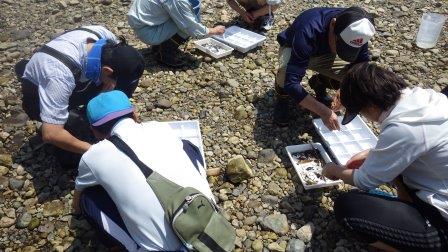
[273,7,375,130]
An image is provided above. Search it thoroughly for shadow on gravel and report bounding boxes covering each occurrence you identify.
[138,47,201,73]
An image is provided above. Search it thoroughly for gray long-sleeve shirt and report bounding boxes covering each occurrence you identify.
[128,0,208,38]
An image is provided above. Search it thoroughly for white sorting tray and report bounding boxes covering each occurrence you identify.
[213,26,266,53]
[161,120,206,172]
[313,116,378,165]
[194,38,234,59]
[286,143,342,190]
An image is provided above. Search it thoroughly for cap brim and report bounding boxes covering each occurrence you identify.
[341,110,359,125]
[336,37,361,63]
[91,107,134,126]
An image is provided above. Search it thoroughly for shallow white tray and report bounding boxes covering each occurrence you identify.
[194,38,234,59]
[213,26,266,53]
[162,120,206,173]
[313,116,378,165]
[285,143,342,190]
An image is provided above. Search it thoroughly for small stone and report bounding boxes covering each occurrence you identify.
[9,178,24,190]
[386,49,399,56]
[226,155,253,184]
[227,79,239,87]
[0,217,15,228]
[21,246,38,252]
[100,0,112,5]
[260,213,289,235]
[140,79,151,88]
[244,216,257,225]
[0,154,12,166]
[267,181,282,196]
[275,168,288,178]
[73,14,82,22]
[228,136,239,145]
[43,200,65,217]
[268,242,285,252]
[155,98,172,109]
[28,218,40,230]
[252,239,263,252]
[234,105,248,120]
[258,149,276,163]
[16,212,32,228]
[296,222,314,243]
[286,239,305,252]
[206,168,220,176]
[0,166,8,176]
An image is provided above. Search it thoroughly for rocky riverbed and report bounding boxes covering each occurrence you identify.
[0,0,447,251]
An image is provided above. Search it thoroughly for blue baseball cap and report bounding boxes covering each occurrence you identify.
[87,90,134,126]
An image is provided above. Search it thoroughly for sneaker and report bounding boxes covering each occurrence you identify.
[260,14,275,31]
[273,98,290,127]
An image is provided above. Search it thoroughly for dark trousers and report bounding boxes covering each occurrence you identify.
[335,191,448,251]
[442,86,448,97]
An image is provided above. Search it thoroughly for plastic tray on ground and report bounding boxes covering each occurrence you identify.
[312,116,378,165]
[194,38,234,59]
[161,120,206,172]
[213,26,266,53]
[285,143,342,190]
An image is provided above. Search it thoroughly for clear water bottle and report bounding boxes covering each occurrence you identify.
[416,12,447,49]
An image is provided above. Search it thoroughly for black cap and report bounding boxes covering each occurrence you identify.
[110,46,145,97]
[334,7,375,62]
[341,108,359,125]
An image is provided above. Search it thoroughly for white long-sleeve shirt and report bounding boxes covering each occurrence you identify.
[354,88,448,220]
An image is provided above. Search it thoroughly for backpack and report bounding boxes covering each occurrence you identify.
[108,135,236,252]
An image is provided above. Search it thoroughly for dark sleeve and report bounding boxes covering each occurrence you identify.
[354,44,370,63]
[283,30,314,103]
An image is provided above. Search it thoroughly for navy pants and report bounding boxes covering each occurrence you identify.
[80,140,204,249]
[442,86,448,97]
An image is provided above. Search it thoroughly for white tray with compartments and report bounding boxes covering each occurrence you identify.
[286,143,342,190]
[163,120,206,171]
[194,38,234,59]
[312,116,378,165]
[213,26,266,53]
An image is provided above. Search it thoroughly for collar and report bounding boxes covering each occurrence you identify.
[110,118,136,136]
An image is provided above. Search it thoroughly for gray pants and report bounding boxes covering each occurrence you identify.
[275,46,349,98]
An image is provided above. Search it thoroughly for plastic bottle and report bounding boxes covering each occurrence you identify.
[416,12,447,49]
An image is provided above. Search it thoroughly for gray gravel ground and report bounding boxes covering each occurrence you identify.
[0,0,447,251]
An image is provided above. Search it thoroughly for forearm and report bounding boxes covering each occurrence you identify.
[299,94,332,118]
[227,0,246,15]
[323,163,355,185]
[42,124,91,154]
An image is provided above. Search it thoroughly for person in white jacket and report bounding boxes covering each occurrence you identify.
[322,62,448,252]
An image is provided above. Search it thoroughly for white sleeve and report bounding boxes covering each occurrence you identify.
[75,158,99,191]
[354,123,426,190]
[38,73,76,125]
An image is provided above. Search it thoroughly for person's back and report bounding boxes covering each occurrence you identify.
[77,118,214,250]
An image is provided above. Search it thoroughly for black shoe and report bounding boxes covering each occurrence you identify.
[273,99,290,127]
[155,34,189,68]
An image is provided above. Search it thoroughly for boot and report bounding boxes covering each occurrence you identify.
[154,34,188,68]
[309,74,333,108]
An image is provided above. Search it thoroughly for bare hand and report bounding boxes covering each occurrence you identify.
[322,110,340,131]
[322,163,339,180]
[331,90,342,112]
[346,149,370,169]
[241,11,255,24]
[208,25,225,35]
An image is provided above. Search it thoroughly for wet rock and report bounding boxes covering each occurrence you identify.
[0,216,15,228]
[260,213,289,235]
[9,178,24,190]
[16,211,32,228]
[252,239,263,252]
[268,242,285,252]
[28,218,40,230]
[0,154,12,166]
[43,200,65,217]
[226,155,253,184]
[267,181,282,196]
[155,98,172,109]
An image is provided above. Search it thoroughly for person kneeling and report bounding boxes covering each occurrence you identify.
[226,0,281,31]
[73,91,221,250]
[323,62,448,251]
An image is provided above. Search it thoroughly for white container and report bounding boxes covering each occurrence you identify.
[285,143,342,190]
[213,26,266,53]
[194,38,234,59]
[313,116,378,165]
[416,12,447,49]
[160,120,207,174]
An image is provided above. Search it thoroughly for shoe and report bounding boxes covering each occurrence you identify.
[259,14,275,31]
[273,98,290,126]
[154,34,188,68]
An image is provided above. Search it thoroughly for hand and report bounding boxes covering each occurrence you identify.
[322,110,340,131]
[331,90,342,112]
[346,149,370,169]
[208,25,225,35]
[322,163,340,180]
[241,11,255,24]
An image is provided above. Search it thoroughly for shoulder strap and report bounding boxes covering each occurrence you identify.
[37,45,82,81]
[108,135,153,177]
[70,27,103,39]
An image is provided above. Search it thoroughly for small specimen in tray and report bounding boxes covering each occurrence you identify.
[201,42,227,54]
[292,149,327,185]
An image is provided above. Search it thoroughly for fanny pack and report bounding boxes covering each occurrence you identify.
[108,135,236,252]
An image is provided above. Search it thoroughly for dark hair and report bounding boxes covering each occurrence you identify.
[101,37,128,77]
[91,112,133,135]
[340,62,408,113]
